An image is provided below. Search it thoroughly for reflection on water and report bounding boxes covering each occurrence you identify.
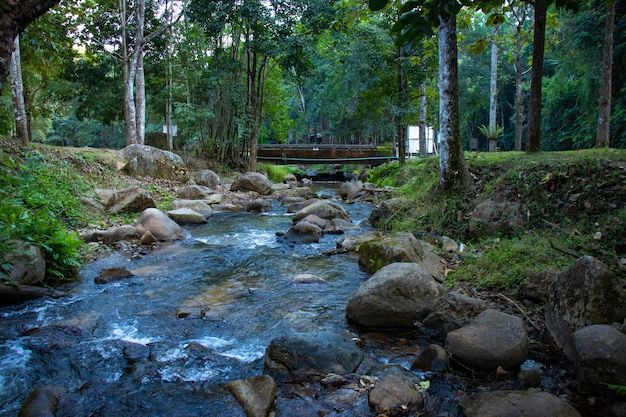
[0,197,372,416]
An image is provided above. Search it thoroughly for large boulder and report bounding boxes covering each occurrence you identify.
[469,199,526,238]
[367,365,424,415]
[284,222,323,244]
[227,375,276,417]
[459,390,581,417]
[338,181,361,201]
[94,186,156,214]
[192,169,220,189]
[176,185,214,200]
[346,262,446,328]
[571,324,626,394]
[230,172,272,195]
[421,290,490,342]
[117,144,189,182]
[167,207,208,225]
[292,200,351,222]
[368,198,412,229]
[135,208,191,241]
[545,256,626,359]
[18,385,65,417]
[168,199,213,218]
[3,241,45,286]
[445,309,528,371]
[356,232,444,282]
[263,331,364,382]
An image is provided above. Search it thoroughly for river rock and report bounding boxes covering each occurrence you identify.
[231,172,272,195]
[469,199,526,238]
[421,290,489,341]
[285,198,319,213]
[545,256,626,360]
[81,225,139,245]
[177,185,214,200]
[339,181,361,201]
[117,144,189,182]
[346,262,446,328]
[95,186,156,214]
[292,200,350,222]
[169,199,213,218]
[520,268,559,303]
[167,207,208,224]
[22,325,86,349]
[367,365,424,415]
[136,208,191,241]
[335,231,383,252]
[3,241,45,285]
[227,375,276,417]
[204,194,223,205]
[18,385,65,417]
[459,390,582,417]
[0,284,66,306]
[291,274,327,284]
[441,236,459,252]
[367,198,412,228]
[192,169,220,188]
[245,199,272,213]
[299,214,329,229]
[571,324,626,393]
[94,268,135,284]
[263,331,364,382]
[356,232,444,282]
[327,218,360,234]
[411,344,448,372]
[445,309,528,371]
[283,173,298,186]
[284,221,323,244]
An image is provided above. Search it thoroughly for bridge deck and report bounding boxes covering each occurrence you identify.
[257,144,397,166]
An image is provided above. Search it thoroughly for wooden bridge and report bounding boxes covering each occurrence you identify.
[256,144,397,166]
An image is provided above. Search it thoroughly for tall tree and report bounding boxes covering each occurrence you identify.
[370,0,474,193]
[525,0,546,153]
[8,36,28,145]
[595,0,615,148]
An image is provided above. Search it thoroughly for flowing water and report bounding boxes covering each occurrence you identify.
[0,190,378,416]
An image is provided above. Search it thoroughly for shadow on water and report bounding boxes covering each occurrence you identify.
[0,191,377,416]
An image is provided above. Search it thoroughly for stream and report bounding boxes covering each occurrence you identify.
[0,188,386,416]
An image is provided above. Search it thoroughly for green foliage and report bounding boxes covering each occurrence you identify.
[0,148,88,283]
[478,124,504,140]
[448,234,572,290]
[604,384,626,396]
[367,149,626,291]
[258,163,304,183]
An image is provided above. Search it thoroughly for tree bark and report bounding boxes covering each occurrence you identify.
[419,82,427,157]
[0,0,60,91]
[437,11,473,194]
[9,36,29,146]
[489,25,499,152]
[526,0,546,153]
[595,0,615,148]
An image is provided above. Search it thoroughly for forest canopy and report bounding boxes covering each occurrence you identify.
[1,0,624,168]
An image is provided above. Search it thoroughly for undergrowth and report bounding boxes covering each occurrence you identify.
[368,149,626,291]
[0,148,89,283]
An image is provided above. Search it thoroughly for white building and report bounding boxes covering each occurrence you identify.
[407,125,436,156]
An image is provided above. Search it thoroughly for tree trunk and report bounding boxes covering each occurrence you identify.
[512,3,529,151]
[120,0,137,145]
[438,11,473,194]
[526,0,546,153]
[489,25,499,152]
[595,0,615,148]
[9,36,29,146]
[135,50,146,145]
[419,82,427,157]
[396,48,407,164]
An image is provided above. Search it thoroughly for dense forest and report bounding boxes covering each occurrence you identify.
[1,0,624,169]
